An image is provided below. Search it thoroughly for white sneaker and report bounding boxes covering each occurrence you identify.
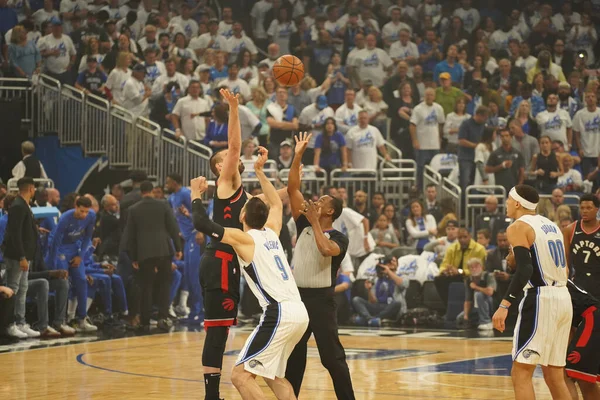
[18,324,41,338]
[478,322,494,330]
[168,305,177,319]
[77,318,98,332]
[56,324,76,336]
[175,305,190,317]
[149,319,158,325]
[6,324,28,339]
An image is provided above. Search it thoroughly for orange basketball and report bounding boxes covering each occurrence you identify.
[272,55,305,87]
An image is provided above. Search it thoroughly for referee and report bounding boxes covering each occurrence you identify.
[285,133,355,399]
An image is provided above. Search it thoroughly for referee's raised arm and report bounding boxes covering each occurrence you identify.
[287,132,312,221]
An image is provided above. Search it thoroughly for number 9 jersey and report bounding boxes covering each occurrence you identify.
[517,214,568,288]
[237,228,302,309]
[569,221,600,299]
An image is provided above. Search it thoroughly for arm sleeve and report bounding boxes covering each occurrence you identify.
[191,199,225,241]
[503,246,533,302]
[405,219,430,239]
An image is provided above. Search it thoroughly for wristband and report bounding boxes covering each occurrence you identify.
[498,304,509,310]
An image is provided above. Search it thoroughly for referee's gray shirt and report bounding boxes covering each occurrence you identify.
[291,215,349,288]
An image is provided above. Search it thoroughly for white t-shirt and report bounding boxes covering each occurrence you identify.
[443,112,470,145]
[121,77,148,118]
[567,25,598,65]
[352,48,393,88]
[106,68,131,105]
[78,54,105,73]
[516,55,538,73]
[382,21,412,44]
[151,72,190,99]
[572,107,600,157]
[218,21,234,38]
[267,20,297,55]
[363,100,388,120]
[332,207,375,258]
[189,33,229,53]
[170,16,199,40]
[474,143,496,186]
[172,95,211,141]
[223,78,252,102]
[37,34,76,74]
[389,40,419,63]
[59,0,87,33]
[298,104,335,147]
[536,109,572,146]
[238,104,261,141]
[488,29,523,51]
[250,0,273,40]
[346,124,385,170]
[453,7,480,33]
[226,35,258,63]
[334,103,362,133]
[410,102,445,150]
[557,169,583,190]
[142,61,166,86]
[32,8,59,29]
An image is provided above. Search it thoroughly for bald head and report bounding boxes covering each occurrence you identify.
[47,188,60,207]
[101,194,119,213]
[485,195,498,213]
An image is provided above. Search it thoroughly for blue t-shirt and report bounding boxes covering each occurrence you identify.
[204,121,229,150]
[327,66,347,105]
[168,187,194,239]
[433,60,464,85]
[314,131,346,169]
[418,41,441,73]
[336,273,352,304]
[209,65,229,83]
[47,209,96,267]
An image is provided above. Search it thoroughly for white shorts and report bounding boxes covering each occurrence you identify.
[236,301,309,380]
[512,286,572,366]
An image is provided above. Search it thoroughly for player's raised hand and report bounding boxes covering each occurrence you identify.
[300,200,321,224]
[190,176,208,200]
[220,88,240,108]
[294,132,312,156]
[255,146,269,171]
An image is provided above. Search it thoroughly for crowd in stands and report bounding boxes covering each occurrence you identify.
[3,0,600,335]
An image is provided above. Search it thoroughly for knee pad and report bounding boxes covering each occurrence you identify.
[202,326,229,369]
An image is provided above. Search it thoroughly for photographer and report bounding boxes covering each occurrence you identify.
[456,258,496,331]
[351,256,408,328]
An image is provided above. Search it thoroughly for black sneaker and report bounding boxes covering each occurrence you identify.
[157,318,173,332]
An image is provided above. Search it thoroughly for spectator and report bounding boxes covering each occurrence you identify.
[515,42,537,74]
[442,16,469,52]
[275,138,294,171]
[37,18,76,83]
[246,86,270,147]
[443,98,470,154]
[383,203,402,242]
[353,33,393,88]
[122,64,151,118]
[490,58,525,99]
[538,187,571,222]
[558,81,580,120]
[75,56,107,96]
[573,91,600,178]
[335,89,362,134]
[476,228,495,252]
[298,95,335,163]
[96,194,120,261]
[137,24,159,53]
[266,86,299,158]
[32,0,59,31]
[530,136,563,194]
[383,61,419,109]
[203,104,229,152]
[189,18,227,60]
[389,81,418,160]
[424,219,459,261]
[171,32,197,64]
[456,258,496,330]
[105,51,131,105]
[488,19,523,52]
[151,57,189,98]
[140,47,166,87]
[509,83,545,118]
[536,93,572,147]
[334,269,353,325]
[389,28,419,66]
[418,28,443,74]
[566,13,597,66]
[12,141,48,180]
[435,72,464,116]
[172,80,211,141]
[526,49,566,84]
[8,25,40,78]
[551,39,574,78]
[209,51,229,86]
[149,81,180,131]
[313,116,347,175]
[267,6,296,55]
[346,110,390,170]
[486,230,510,274]
[435,227,487,305]
[557,154,583,193]
[363,86,388,133]
[170,3,197,41]
[437,198,459,238]
[405,199,436,254]
[433,45,463,84]
[464,55,491,93]
[382,6,411,48]
[236,49,258,84]
[371,214,400,256]
[485,128,525,194]
[423,184,441,223]
[510,100,541,139]
[510,119,540,168]
[304,29,335,86]
[352,256,407,327]
[220,62,251,102]
[288,83,311,116]
[465,78,502,116]
[474,127,497,187]
[457,106,489,192]
[410,88,445,189]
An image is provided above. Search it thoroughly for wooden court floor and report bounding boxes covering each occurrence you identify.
[0,327,556,400]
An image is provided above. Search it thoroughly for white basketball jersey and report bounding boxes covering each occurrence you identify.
[517,214,568,288]
[237,228,302,308]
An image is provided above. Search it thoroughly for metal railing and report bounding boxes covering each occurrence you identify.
[161,129,188,183]
[132,117,161,180]
[440,177,462,223]
[278,167,328,197]
[378,159,417,208]
[186,140,213,185]
[0,77,35,129]
[465,185,507,234]
[330,169,378,207]
[60,85,85,145]
[83,93,111,155]
[423,165,443,201]
[108,105,135,168]
[37,75,61,135]
[7,178,54,192]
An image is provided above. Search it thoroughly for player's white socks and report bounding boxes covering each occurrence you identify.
[179,291,189,307]
[67,299,77,321]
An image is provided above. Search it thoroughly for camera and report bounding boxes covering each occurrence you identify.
[375,255,393,274]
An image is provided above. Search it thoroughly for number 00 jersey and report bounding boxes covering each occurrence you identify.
[517,214,568,288]
[569,220,600,299]
[237,228,302,309]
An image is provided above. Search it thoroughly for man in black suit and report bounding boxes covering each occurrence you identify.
[96,194,121,261]
[2,177,38,339]
[124,181,182,331]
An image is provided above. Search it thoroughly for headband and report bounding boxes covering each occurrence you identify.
[509,187,538,210]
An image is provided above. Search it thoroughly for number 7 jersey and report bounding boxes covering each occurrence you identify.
[237,228,302,308]
[569,220,600,299]
[517,214,568,288]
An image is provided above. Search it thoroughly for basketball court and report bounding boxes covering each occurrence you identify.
[0,325,556,399]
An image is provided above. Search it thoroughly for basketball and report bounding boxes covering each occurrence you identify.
[272,55,305,87]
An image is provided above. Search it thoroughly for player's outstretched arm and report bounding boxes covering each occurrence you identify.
[287,132,312,221]
[190,177,254,262]
[254,147,283,234]
[219,88,242,186]
[562,221,576,278]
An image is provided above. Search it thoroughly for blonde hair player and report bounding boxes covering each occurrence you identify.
[493,184,572,400]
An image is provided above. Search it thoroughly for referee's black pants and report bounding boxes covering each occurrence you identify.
[285,287,355,399]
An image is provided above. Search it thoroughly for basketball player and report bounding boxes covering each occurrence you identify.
[563,194,600,300]
[492,184,572,400]
[200,89,288,400]
[190,148,309,400]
